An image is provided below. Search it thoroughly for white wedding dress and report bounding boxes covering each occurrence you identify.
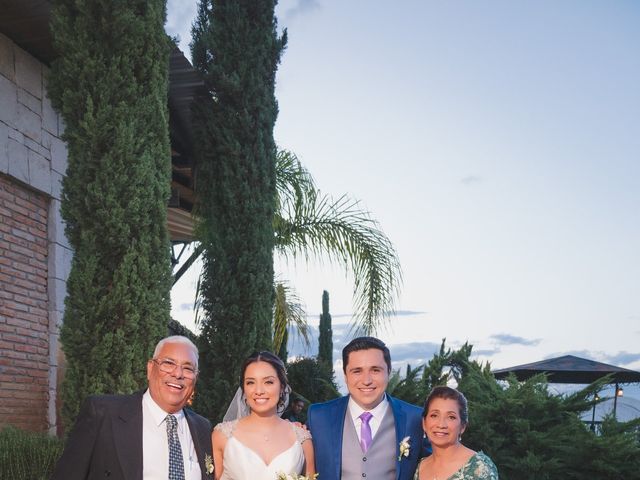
[215,419,311,480]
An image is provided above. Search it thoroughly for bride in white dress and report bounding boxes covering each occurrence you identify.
[212,351,315,480]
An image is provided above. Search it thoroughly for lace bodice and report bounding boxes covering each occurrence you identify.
[214,420,310,480]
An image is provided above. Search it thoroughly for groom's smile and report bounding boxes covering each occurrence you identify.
[344,348,390,410]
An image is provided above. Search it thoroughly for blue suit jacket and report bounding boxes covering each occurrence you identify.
[307,395,427,480]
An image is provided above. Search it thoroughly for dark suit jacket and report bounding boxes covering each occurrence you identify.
[307,395,427,480]
[51,391,212,480]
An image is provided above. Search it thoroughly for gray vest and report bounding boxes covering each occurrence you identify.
[342,408,397,480]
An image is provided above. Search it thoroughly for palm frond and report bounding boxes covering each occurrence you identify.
[275,149,316,213]
[273,281,311,353]
[386,368,403,395]
[275,184,402,334]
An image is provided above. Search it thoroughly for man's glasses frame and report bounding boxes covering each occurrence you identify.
[151,358,198,379]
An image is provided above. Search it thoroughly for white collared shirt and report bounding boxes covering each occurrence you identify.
[348,394,389,443]
[142,390,202,480]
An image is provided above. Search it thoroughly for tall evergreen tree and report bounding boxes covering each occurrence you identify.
[47,1,172,427]
[318,290,333,371]
[190,0,287,420]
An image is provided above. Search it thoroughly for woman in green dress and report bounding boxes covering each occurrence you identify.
[414,386,498,480]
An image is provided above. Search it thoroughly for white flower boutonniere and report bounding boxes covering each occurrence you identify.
[204,454,214,476]
[276,472,319,480]
[398,436,411,461]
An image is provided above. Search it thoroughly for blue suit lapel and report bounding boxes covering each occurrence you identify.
[333,396,350,480]
[389,396,407,480]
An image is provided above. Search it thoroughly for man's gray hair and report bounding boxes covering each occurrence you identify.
[153,336,199,367]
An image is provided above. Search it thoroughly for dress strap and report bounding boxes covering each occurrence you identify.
[214,419,238,439]
[292,423,312,444]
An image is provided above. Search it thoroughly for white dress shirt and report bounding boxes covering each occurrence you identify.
[142,389,202,480]
[348,394,390,443]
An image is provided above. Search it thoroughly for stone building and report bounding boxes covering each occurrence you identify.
[0,1,200,435]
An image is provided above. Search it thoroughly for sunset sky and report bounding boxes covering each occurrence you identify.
[166,1,640,398]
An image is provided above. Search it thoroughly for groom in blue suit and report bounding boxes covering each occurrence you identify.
[307,337,428,480]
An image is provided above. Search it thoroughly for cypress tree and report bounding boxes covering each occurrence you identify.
[318,290,333,372]
[191,0,287,420]
[48,0,172,428]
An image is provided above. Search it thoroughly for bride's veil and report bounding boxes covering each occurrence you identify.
[222,387,250,421]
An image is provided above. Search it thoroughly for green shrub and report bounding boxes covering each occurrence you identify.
[287,356,340,407]
[0,426,63,480]
[391,340,640,479]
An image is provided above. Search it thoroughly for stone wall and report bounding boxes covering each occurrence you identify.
[0,32,71,434]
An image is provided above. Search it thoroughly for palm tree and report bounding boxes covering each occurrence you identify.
[273,280,310,357]
[181,149,402,338]
[272,149,402,335]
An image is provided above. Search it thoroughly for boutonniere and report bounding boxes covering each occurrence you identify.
[398,436,411,461]
[276,472,319,480]
[204,454,214,475]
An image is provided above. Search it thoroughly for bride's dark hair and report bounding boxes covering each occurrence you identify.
[240,351,290,410]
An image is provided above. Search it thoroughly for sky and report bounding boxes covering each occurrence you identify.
[165,1,640,399]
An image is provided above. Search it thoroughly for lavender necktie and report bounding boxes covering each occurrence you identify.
[359,411,373,453]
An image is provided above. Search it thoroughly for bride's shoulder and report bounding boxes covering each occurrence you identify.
[214,419,238,438]
[290,421,312,443]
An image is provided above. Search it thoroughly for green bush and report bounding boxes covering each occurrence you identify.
[390,340,640,479]
[0,426,63,480]
[287,356,340,406]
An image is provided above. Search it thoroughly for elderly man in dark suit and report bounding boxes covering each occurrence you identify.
[52,335,212,480]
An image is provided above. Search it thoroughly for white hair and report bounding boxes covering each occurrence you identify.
[153,336,199,367]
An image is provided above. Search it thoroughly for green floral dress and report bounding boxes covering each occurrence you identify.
[413,452,499,480]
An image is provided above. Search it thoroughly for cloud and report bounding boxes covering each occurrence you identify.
[287,325,320,357]
[306,310,425,321]
[461,175,482,185]
[284,0,321,22]
[393,310,426,317]
[604,352,640,367]
[490,334,541,347]
[176,302,194,312]
[473,347,501,357]
[287,329,442,366]
[387,342,443,363]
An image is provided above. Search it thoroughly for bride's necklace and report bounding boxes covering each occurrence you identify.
[246,414,278,443]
